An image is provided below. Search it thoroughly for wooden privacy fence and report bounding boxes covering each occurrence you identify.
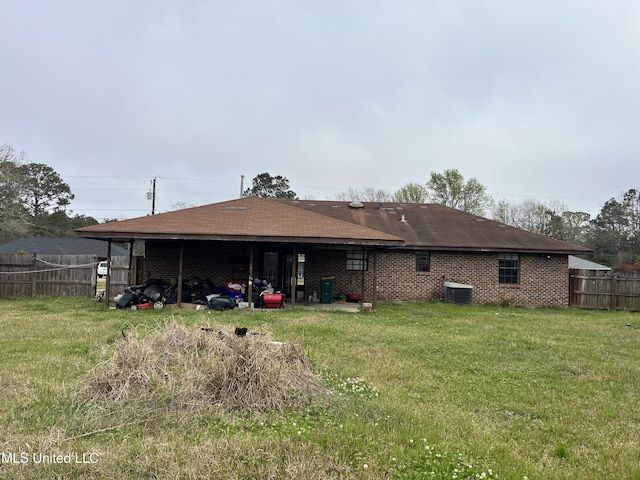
[570,269,640,311]
[0,254,131,298]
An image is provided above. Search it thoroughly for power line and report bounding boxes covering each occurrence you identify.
[65,175,240,185]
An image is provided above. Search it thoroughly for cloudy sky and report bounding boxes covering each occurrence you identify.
[1,1,639,221]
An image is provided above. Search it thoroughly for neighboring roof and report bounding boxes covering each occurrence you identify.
[569,255,611,270]
[0,237,129,256]
[75,197,593,255]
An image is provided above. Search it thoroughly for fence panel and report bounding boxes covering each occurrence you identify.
[0,254,35,297]
[570,269,640,311]
[613,271,640,311]
[0,254,134,298]
[35,254,98,296]
[102,256,132,297]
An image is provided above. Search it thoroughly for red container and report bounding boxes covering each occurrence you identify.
[346,294,361,303]
[262,293,285,308]
[132,301,153,310]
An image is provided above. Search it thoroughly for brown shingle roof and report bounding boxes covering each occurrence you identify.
[74,196,404,246]
[280,200,592,254]
[75,196,592,254]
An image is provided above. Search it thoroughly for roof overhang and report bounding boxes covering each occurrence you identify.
[391,245,592,255]
[74,230,405,247]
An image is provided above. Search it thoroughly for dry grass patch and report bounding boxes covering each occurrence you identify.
[83,321,330,414]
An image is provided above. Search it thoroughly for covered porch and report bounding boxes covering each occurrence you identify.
[94,238,387,311]
[74,196,404,310]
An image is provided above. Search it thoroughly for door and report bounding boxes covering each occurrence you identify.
[262,251,280,291]
[261,249,305,297]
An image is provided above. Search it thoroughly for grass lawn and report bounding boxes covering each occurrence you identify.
[0,297,639,479]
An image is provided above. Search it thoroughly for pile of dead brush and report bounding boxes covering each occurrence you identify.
[84,322,329,413]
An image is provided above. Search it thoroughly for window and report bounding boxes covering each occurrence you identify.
[416,251,430,272]
[499,253,520,284]
[296,253,305,286]
[346,249,368,271]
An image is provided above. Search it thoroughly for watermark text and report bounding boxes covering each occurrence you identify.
[1,451,100,465]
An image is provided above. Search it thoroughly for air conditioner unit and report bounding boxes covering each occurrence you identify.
[443,281,473,305]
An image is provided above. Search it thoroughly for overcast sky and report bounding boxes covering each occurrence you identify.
[1,1,639,221]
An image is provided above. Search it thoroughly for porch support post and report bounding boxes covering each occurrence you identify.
[127,239,134,286]
[177,241,184,308]
[104,239,112,308]
[291,245,297,307]
[360,246,366,303]
[372,248,378,311]
[248,245,254,308]
[31,253,37,297]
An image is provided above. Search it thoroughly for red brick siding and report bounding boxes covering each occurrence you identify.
[305,248,569,307]
[144,241,255,287]
[429,252,568,306]
[143,242,569,307]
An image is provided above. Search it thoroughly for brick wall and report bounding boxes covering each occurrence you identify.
[143,241,569,307]
[306,247,569,307]
[144,241,255,287]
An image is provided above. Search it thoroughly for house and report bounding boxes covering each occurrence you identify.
[74,196,592,308]
[0,237,129,257]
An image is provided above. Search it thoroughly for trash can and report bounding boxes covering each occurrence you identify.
[320,277,334,304]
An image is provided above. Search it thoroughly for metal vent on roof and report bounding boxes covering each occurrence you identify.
[349,201,364,209]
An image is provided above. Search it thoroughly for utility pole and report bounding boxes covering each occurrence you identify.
[147,177,156,214]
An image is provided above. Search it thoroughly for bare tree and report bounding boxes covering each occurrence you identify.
[171,201,197,211]
[560,210,591,244]
[491,198,590,242]
[335,187,393,202]
[0,144,29,242]
[493,198,544,231]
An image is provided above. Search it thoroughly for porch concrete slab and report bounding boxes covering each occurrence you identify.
[295,301,361,312]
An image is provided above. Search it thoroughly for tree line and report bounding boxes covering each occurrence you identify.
[0,144,98,243]
[1,143,637,268]
[244,170,639,268]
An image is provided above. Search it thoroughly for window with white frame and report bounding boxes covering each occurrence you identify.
[296,253,305,286]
